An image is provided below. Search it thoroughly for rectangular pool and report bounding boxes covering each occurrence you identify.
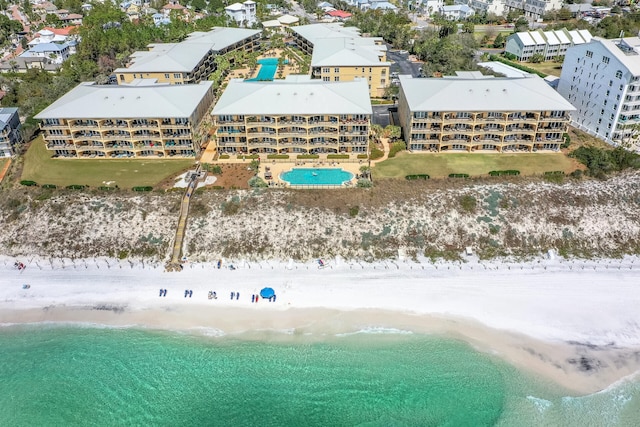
[280,168,354,186]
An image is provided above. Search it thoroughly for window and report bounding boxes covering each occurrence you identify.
[322,67,330,73]
[334,76,339,81]
[414,112,426,119]
[609,80,613,87]
[604,100,608,106]
[165,74,170,79]
[322,76,330,82]
[598,118,602,124]
[586,50,593,58]
[606,90,610,96]
[601,109,605,115]
[616,70,623,79]
[173,73,181,78]
[119,75,124,81]
[334,67,339,73]
[602,56,610,64]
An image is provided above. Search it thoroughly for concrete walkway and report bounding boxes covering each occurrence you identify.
[370,138,390,165]
[165,165,203,272]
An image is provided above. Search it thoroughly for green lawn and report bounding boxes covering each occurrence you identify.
[521,61,564,78]
[22,137,195,187]
[372,152,577,179]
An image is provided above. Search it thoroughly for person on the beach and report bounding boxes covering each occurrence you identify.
[231,291,235,300]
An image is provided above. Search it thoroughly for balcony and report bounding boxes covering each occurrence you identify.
[47,143,75,150]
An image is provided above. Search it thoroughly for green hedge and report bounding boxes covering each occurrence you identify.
[297,154,320,159]
[66,184,86,190]
[219,154,230,159]
[327,154,349,159]
[42,184,57,189]
[488,54,547,78]
[406,174,430,180]
[357,154,368,159]
[132,186,153,192]
[20,180,38,186]
[488,170,520,176]
[448,173,469,178]
[243,154,260,159]
[267,154,290,159]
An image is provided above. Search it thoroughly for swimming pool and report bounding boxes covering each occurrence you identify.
[246,58,288,82]
[281,168,354,186]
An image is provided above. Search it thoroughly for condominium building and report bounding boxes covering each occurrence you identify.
[35,81,214,159]
[455,0,506,17]
[290,24,390,97]
[0,108,22,158]
[558,37,640,145]
[397,72,575,152]
[211,76,371,156]
[506,29,592,62]
[114,27,261,85]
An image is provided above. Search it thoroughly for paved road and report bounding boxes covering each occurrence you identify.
[387,49,421,77]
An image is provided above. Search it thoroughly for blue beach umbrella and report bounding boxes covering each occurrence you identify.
[260,287,275,298]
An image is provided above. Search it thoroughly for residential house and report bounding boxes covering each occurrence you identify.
[325,10,352,20]
[114,27,261,85]
[558,37,640,146]
[211,76,372,157]
[424,0,444,16]
[397,72,575,152]
[0,56,59,73]
[505,28,592,61]
[0,108,23,158]
[55,9,84,25]
[502,0,563,21]
[440,4,475,20]
[225,1,257,27]
[35,81,215,159]
[369,1,398,11]
[290,23,390,97]
[455,0,506,17]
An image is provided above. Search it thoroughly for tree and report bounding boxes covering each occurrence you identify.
[529,53,544,63]
[558,7,572,21]
[514,17,529,32]
[492,32,505,48]
[461,21,474,34]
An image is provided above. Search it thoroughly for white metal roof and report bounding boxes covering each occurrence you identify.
[311,38,389,67]
[211,78,372,116]
[555,29,571,45]
[477,62,531,78]
[182,27,261,52]
[586,37,640,76]
[515,32,535,47]
[544,31,560,46]
[578,29,593,43]
[398,74,575,112]
[530,31,546,45]
[568,30,584,44]
[34,81,213,119]
[291,23,361,44]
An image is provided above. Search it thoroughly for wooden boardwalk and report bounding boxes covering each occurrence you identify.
[165,165,203,272]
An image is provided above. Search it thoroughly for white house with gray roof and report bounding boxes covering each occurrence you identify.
[211,76,372,156]
[398,72,575,152]
[558,37,640,148]
[506,28,592,62]
[35,81,214,159]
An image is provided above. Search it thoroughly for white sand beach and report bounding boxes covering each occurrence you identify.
[2,254,640,395]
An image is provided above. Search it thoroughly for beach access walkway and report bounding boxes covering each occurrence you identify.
[165,164,204,272]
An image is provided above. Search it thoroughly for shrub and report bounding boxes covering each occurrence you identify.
[561,133,570,149]
[357,178,373,188]
[357,154,368,159]
[210,165,223,174]
[388,141,406,158]
[219,154,230,159]
[405,174,429,180]
[448,173,469,178]
[488,170,520,176]
[369,142,384,160]
[222,200,241,215]
[66,184,86,190]
[489,54,547,78]
[349,206,360,217]
[267,154,289,159]
[99,186,117,191]
[570,146,640,177]
[297,154,319,159]
[132,186,153,192]
[248,176,268,188]
[327,154,349,159]
[459,195,477,213]
[20,180,37,186]
[41,184,57,189]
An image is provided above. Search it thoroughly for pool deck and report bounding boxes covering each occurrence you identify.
[259,161,364,187]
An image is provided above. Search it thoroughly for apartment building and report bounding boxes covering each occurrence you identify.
[290,24,389,97]
[506,29,592,62]
[455,0,506,17]
[398,72,575,152]
[503,0,562,20]
[211,76,371,156]
[558,37,640,145]
[114,27,261,85]
[0,108,22,158]
[34,81,214,159]
[225,1,257,27]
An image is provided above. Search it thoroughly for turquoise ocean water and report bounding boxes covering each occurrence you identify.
[0,325,638,426]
